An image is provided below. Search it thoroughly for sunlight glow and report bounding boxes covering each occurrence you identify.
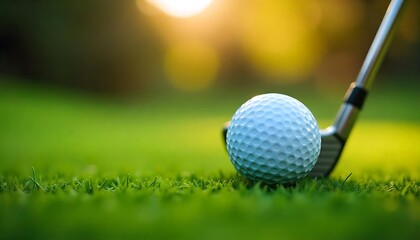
[148,0,213,18]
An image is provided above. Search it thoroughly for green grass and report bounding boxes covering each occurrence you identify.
[0,78,419,239]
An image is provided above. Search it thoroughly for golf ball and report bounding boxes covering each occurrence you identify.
[226,93,321,184]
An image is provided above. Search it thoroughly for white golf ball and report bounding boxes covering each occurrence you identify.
[226,93,321,184]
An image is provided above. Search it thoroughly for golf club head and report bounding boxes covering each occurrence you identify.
[222,121,230,144]
[307,127,345,178]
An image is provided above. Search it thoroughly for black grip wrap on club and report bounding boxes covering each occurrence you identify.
[344,83,368,109]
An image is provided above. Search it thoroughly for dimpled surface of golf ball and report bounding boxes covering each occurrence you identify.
[227,93,321,184]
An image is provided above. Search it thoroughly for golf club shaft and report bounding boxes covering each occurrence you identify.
[355,0,405,90]
[332,0,405,140]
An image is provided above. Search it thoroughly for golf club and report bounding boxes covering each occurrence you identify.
[222,0,405,177]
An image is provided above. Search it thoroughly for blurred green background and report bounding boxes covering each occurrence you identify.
[0,1,419,239]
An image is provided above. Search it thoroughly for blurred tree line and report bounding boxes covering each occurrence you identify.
[0,0,418,94]
[0,0,162,93]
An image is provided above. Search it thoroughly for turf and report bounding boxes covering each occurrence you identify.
[0,78,419,239]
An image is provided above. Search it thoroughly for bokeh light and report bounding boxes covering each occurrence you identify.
[320,0,365,33]
[164,41,219,91]
[147,0,213,18]
[237,0,325,81]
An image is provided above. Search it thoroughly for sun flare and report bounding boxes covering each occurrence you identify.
[148,0,213,18]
